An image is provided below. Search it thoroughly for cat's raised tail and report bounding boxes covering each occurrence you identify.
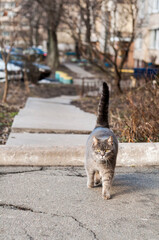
[96,82,109,128]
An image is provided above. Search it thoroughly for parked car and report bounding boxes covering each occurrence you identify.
[0,59,22,82]
[23,47,47,62]
[8,53,39,83]
[9,52,51,82]
[5,46,23,55]
[11,47,24,54]
[33,62,51,79]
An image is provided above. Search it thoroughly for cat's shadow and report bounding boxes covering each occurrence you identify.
[111,173,155,198]
[93,172,157,199]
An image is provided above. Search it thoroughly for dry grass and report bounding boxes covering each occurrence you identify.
[72,79,159,142]
[112,79,159,142]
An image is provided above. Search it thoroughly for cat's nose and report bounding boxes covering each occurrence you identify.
[101,151,104,156]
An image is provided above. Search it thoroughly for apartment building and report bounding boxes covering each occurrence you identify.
[0,0,31,46]
[134,0,159,67]
[97,0,135,68]
[0,0,46,48]
[0,0,20,43]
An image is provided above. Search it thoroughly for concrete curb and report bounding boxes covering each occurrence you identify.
[0,146,84,166]
[0,143,158,166]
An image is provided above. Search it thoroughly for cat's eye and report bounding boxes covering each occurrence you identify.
[96,149,100,152]
[106,149,110,152]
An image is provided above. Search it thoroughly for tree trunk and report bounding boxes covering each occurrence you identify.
[2,63,9,103]
[114,66,122,93]
[29,19,33,46]
[35,23,39,47]
[47,29,59,71]
[85,1,92,61]
[24,69,30,95]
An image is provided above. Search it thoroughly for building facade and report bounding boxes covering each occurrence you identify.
[0,0,47,48]
[0,0,19,43]
[134,0,159,67]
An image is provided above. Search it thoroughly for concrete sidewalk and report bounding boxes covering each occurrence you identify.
[0,166,159,240]
[0,95,158,166]
[64,63,102,88]
[64,63,94,78]
[10,96,96,133]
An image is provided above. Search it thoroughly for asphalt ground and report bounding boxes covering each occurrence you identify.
[0,166,159,240]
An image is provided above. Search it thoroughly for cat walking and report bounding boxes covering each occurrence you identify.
[85,82,118,199]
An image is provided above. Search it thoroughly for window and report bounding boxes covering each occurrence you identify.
[149,29,159,49]
[135,34,142,49]
[148,0,159,13]
[8,11,15,18]
[139,0,145,18]
[11,2,16,8]
[0,2,16,9]
[2,31,10,36]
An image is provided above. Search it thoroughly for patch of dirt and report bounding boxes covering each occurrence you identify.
[0,104,19,144]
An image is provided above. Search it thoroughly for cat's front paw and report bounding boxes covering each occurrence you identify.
[87,184,94,188]
[102,193,111,200]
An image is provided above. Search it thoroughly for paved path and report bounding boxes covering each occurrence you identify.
[64,63,94,78]
[10,96,96,134]
[0,166,159,240]
[3,95,159,166]
[4,95,94,165]
[6,95,95,157]
[64,63,102,88]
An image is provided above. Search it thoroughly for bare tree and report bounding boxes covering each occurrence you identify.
[19,0,44,47]
[103,0,138,92]
[77,0,102,59]
[0,34,17,103]
[35,0,64,71]
[65,0,138,93]
[0,0,17,103]
[64,0,102,57]
[0,42,11,103]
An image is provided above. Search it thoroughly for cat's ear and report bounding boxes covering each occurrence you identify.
[93,136,98,146]
[107,136,113,146]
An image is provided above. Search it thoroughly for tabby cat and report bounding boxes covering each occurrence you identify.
[85,82,118,199]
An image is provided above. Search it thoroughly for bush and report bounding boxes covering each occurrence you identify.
[112,79,159,142]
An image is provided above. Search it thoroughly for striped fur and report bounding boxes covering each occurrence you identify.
[96,82,109,128]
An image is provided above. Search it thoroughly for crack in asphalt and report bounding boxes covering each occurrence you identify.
[61,166,86,177]
[0,167,86,176]
[0,203,43,214]
[26,234,34,240]
[24,230,34,240]
[68,215,99,240]
[0,203,98,240]
[0,167,45,176]
[66,173,85,177]
[1,167,158,177]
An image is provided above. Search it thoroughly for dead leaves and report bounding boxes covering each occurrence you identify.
[0,104,18,144]
[114,80,159,142]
